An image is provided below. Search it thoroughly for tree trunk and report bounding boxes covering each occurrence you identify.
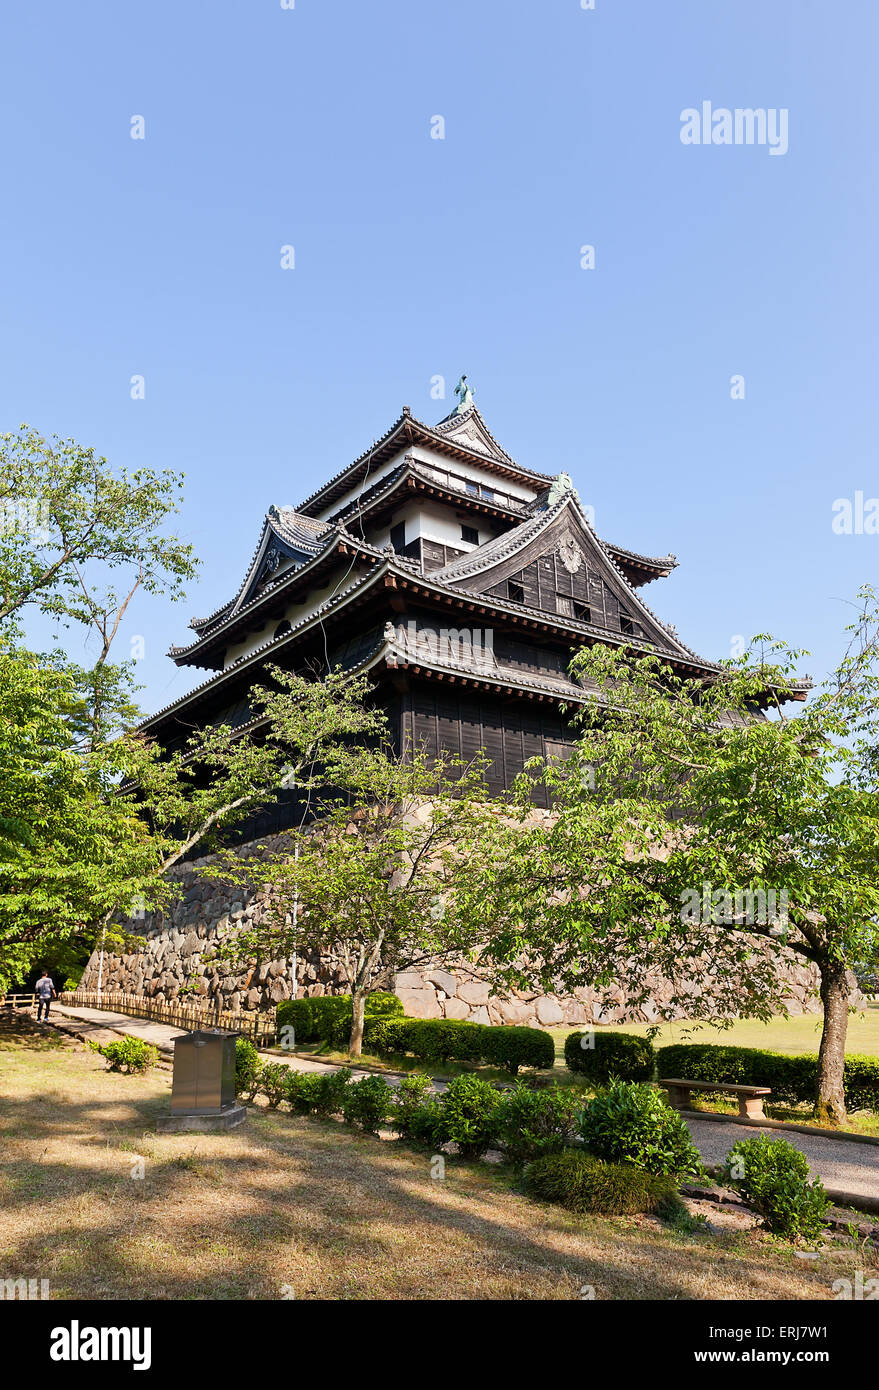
[815,957,850,1125]
[349,990,366,1058]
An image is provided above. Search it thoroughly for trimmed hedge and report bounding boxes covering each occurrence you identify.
[524,1150,679,1217]
[657,1043,879,1114]
[365,1016,554,1075]
[276,995,554,1073]
[565,1030,655,1084]
[276,992,403,1049]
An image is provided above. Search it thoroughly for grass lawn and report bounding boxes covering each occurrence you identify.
[1,1017,875,1301]
[548,1001,879,1063]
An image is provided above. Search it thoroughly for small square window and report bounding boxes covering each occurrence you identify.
[461,525,479,545]
[481,486,494,501]
[619,610,635,636]
[556,594,574,618]
[573,601,591,622]
[465,480,479,497]
[508,580,525,603]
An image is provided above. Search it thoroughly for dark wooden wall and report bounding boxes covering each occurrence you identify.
[400,682,573,800]
[484,554,635,633]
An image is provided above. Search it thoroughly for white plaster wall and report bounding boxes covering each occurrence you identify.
[315,444,541,521]
[367,499,502,553]
[222,561,358,668]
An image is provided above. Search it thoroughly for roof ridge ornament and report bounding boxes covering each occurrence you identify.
[452,374,476,415]
[547,471,574,507]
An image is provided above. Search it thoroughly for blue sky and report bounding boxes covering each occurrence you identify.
[1,0,877,715]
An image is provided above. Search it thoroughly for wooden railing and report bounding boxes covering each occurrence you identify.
[1,993,36,1009]
[61,990,278,1044]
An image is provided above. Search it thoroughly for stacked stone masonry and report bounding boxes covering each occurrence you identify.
[78,834,824,1026]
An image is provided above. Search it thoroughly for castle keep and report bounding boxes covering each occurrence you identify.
[79,387,815,1021]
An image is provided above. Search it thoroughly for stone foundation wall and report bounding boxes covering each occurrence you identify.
[78,834,824,1026]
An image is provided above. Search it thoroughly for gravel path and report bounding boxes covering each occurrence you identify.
[685,1115,879,1202]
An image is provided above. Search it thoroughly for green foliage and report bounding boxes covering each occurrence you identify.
[580,1081,703,1178]
[341,1074,394,1133]
[565,1030,655,1083]
[0,650,167,991]
[389,1071,434,1135]
[234,1037,262,1100]
[490,1082,582,1163]
[312,1068,353,1116]
[94,1035,159,1075]
[432,1073,503,1158]
[197,741,514,1058]
[283,1070,323,1114]
[406,1100,447,1147]
[257,1061,292,1108]
[363,1015,554,1074]
[283,1068,351,1116]
[481,1024,555,1075]
[724,1135,830,1240]
[658,1043,879,1114]
[276,993,403,1050]
[524,1149,678,1216]
[387,1074,444,1145]
[462,588,879,1122]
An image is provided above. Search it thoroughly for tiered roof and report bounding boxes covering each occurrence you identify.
[147,401,809,735]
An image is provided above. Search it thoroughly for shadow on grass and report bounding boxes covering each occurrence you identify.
[1,1073,860,1302]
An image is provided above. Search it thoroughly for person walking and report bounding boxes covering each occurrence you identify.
[34,971,56,1022]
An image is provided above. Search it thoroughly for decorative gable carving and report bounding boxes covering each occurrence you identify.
[437,495,689,657]
[557,535,583,574]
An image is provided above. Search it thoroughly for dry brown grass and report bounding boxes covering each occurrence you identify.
[0,1017,873,1301]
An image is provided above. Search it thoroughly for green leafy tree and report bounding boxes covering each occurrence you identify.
[0,424,199,747]
[0,650,163,991]
[200,745,503,1056]
[467,587,879,1125]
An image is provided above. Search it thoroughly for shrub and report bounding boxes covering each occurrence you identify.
[491,1082,583,1163]
[565,1030,655,1084]
[389,1072,435,1137]
[403,1099,446,1148]
[312,1067,352,1116]
[284,1070,322,1114]
[341,1074,394,1133]
[362,1016,410,1055]
[276,993,403,1050]
[258,1061,293,1108]
[362,1015,554,1074]
[580,1081,703,1178]
[235,1037,262,1099]
[724,1135,829,1240]
[482,1025,556,1075]
[282,1068,350,1116]
[94,1036,159,1074]
[524,1149,678,1216]
[391,1019,485,1066]
[433,1073,503,1157]
[844,1055,879,1112]
[657,1043,879,1115]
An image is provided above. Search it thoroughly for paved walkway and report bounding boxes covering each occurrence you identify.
[48,1003,879,1202]
[50,1002,401,1087]
[684,1115,879,1203]
[52,1003,186,1053]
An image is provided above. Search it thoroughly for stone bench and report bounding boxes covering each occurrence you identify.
[661,1077,772,1120]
